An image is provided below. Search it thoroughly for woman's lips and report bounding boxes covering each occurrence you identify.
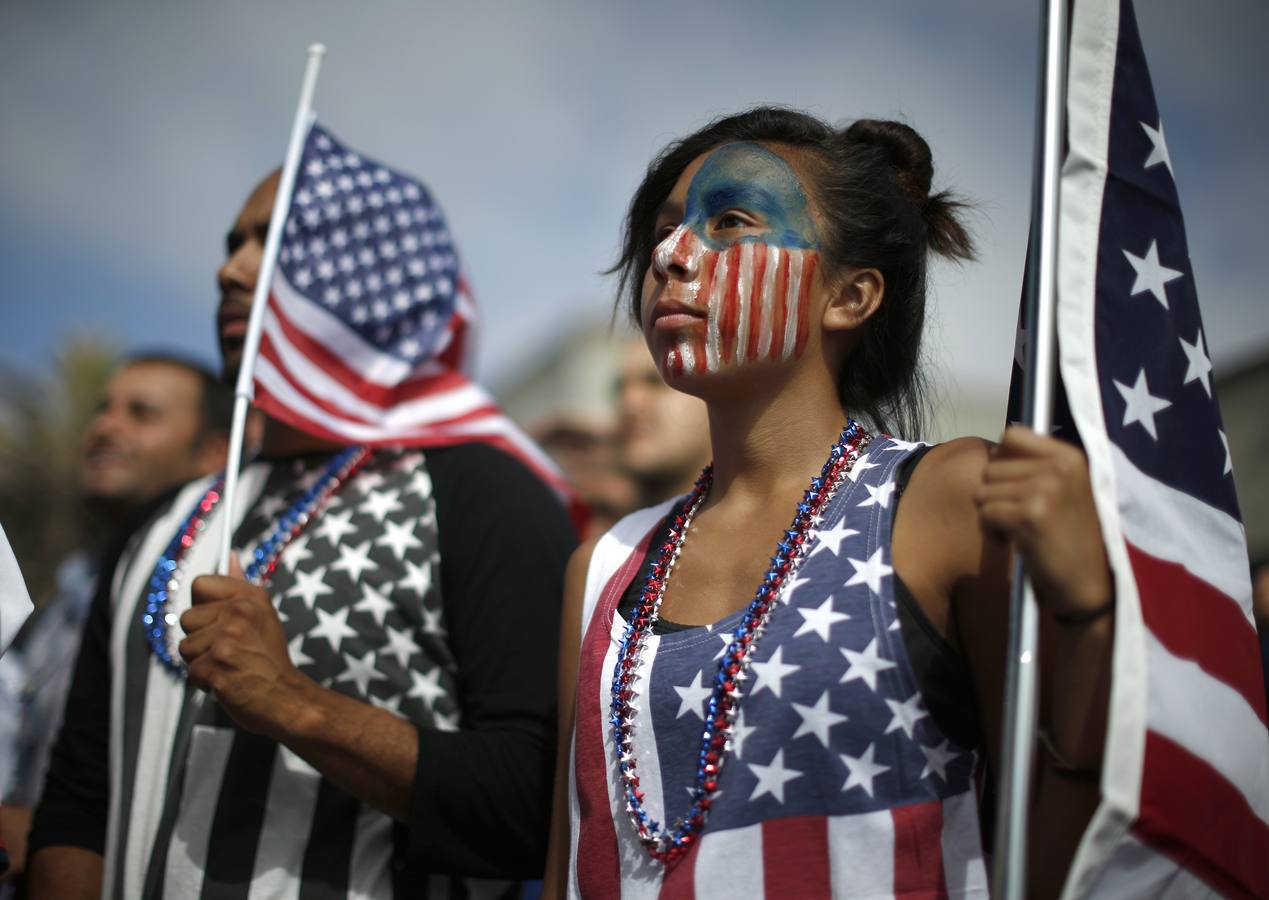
[651,311,704,331]
[220,318,248,339]
[650,295,706,332]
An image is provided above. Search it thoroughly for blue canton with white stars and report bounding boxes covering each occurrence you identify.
[621,439,976,834]
[1009,5,1238,523]
[278,124,461,366]
[1093,6,1239,522]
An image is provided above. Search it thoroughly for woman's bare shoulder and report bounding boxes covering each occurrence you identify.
[894,436,1002,588]
[905,436,994,509]
[563,537,601,614]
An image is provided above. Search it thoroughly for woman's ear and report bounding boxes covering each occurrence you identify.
[822,267,884,334]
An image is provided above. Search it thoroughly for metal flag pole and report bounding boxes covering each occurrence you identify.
[217,42,327,575]
[991,0,1068,896]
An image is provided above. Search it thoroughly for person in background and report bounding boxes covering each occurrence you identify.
[0,354,234,888]
[534,418,638,541]
[0,522,33,655]
[0,522,34,882]
[528,333,708,541]
[614,335,711,508]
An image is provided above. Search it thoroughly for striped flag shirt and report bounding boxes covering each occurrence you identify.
[1016,1,1269,895]
[99,451,515,899]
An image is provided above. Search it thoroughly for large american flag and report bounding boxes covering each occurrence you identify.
[253,123,584,526]
[1018,1,1268,896]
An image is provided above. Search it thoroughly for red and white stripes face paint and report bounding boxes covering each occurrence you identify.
[650,224,819,377]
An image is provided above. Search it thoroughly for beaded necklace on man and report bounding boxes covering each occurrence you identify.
[612,421,872,862]
[141,446,372,675]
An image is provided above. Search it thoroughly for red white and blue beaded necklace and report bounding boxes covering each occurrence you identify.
[142,445,371,675]
[611,421,871,863]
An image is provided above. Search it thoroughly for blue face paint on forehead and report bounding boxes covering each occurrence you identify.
[682,142,818,251]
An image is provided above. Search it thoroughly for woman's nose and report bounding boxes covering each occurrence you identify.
[652,225,701,281]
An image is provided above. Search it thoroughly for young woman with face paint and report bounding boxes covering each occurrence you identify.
[544,108,1114,899]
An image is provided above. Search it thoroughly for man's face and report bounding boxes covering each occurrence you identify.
[81,362,220,505]
[217,171,281,379]
[615,338,712,483]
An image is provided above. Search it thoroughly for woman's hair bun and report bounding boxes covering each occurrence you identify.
[844,119,933,202]
[844,118,975,262]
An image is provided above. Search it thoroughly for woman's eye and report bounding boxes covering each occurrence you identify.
[715,212,750,230]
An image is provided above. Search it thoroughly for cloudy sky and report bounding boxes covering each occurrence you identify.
[1,0,1265,424]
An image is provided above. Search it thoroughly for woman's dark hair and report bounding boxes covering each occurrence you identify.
[611,106,975,438]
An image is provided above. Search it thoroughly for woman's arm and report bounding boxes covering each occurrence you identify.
[541,539,598,900]
[974,426,1114,771]
[895,428,1114,899]
[974,426,1114,894]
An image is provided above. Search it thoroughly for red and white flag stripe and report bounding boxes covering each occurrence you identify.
[1055,1,1268,896]
[654,227,816,377]
[566,507,989,899]
[254,271,585,529]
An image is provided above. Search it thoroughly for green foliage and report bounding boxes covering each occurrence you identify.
[0,338,116,604]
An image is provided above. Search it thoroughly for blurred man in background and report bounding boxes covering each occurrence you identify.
[79,355,235,523]
[614,335,711,508]
[0,354,233,887]
[0,523,33,882]
[533,418,637,540]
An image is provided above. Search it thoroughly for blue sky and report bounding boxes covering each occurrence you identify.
[1,0,1265,418]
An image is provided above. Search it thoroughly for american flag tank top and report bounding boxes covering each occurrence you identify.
[567,437,989,898]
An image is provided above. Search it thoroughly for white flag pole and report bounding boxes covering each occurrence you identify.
[217,43,327,576]
[991,0,1068,896]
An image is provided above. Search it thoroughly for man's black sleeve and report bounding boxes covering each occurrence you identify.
[27,554,118,856]
[27,491,175,858]
[405,442,577,880]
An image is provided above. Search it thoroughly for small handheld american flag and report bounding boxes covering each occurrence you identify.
[251,123,584,528]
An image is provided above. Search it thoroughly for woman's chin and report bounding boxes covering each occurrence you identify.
[656,360,779,399]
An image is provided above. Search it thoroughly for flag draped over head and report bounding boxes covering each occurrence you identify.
[1011,0,1269,895]
[252,123,584,528]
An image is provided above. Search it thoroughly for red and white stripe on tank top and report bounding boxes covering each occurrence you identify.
[566,439,989,898]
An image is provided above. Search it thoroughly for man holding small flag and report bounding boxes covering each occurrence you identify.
[27,121,578,898]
